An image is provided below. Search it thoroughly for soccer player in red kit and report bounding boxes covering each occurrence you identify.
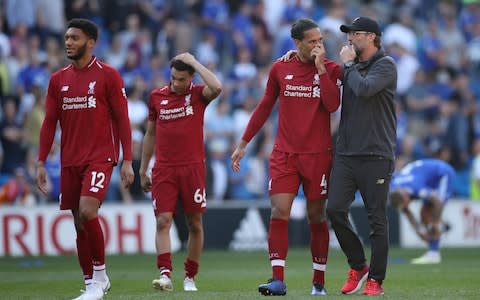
[139,52,222,292]
[36,19,134,300]
[231,18,341,296]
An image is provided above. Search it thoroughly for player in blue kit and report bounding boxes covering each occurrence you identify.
[389,159,455,264]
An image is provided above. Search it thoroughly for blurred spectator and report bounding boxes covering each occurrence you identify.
[0,167,35,206]
[22,85,45,149]
[65,0,101,20]
[227,144,256,200]
[436,1,468,70]
[195,31,219,66]
[5,0,36,30]
[386,41,419,99]
[317,0,348,62]
[230,2,255,58]
[127,77,149,131]
[228,47,257,108]
[103,33,128,69]
[469,138,480,200]
[35,0,66,42]
[405,69,442,135]
[119,128,146,202]
[200,0,230,56]
[0,14,12,59]
[459,0,480,42]
[5,44,29,94]
[418,18,445,73]
[42,139,61,202]
[205,100,234,201]
[137,0,172,33]
[0,97,25,175]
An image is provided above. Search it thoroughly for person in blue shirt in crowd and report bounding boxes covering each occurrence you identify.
[389,158,455,264]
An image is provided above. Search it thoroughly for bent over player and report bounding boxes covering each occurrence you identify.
[231,18,341,296]
[139,52,222,292]
[390,159,455,264]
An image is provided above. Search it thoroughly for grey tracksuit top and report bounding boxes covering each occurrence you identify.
[336,48,398,160]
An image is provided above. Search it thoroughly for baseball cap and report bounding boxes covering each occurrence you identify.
[340,17,382,36]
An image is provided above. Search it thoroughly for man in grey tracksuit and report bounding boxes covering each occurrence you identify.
[326,17,397,295]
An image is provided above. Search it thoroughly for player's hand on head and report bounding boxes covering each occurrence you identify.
[120,160,135,188]
[174,52,196,65]
[278,50,297,62]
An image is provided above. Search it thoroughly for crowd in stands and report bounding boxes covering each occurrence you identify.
[2,0,480,205]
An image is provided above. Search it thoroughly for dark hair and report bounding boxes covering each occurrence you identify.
[290,18,319,40]
[67,18,99,41]
[170,59,195,75]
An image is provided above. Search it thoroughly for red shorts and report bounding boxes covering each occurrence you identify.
[59,163,114,210]
[269,149,332,200]
[151,162,207,215]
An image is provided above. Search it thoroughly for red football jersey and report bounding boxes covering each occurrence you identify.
[148,83,210,166]
[39,57,132,166]
[242,56,341,153]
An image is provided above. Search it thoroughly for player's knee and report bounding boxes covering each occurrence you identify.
[270,204,290,220]
[187,221,203,235]
[156,215,173,231]
[185,214,203,235]
[78,206,97,221]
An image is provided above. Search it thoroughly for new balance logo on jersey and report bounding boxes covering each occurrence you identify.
[88,81,96,94]
[61,85,69,92]
[284,74,293,80]
[376,178,385,184]
[160,100,169,105]
[88,96,97,108]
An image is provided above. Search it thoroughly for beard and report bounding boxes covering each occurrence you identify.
[66,42,87,60]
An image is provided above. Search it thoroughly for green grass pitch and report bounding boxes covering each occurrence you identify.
[1,247,479,299]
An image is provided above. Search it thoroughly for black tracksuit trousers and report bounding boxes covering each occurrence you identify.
[327,155,394,282]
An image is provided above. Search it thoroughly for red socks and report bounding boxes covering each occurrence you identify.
[83,217,105,266]
[310,221,329,285]
[157,252,172,277]
[184,258,199,279]
[76,229,93,281]
[268,218,289,281]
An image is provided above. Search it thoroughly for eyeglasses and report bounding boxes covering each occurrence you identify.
[347,31,371,37]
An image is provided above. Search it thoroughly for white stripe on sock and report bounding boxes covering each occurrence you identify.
[271,259,285,267]
[313,262,326,271]
[93,264,105,271]
[160,269,171,275]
